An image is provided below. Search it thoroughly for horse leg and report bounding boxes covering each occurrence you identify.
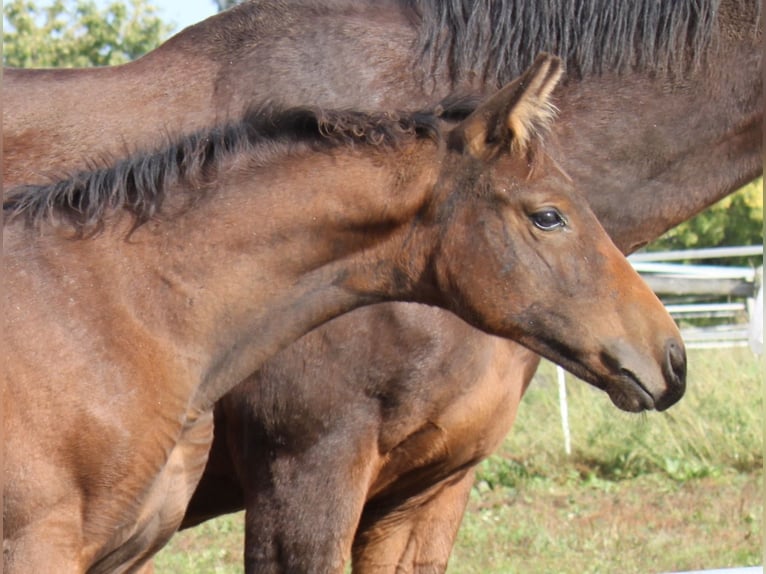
[351,469,476,574]
[237,426,380,574]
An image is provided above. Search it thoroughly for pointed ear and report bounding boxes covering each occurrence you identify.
[449,53,563,160]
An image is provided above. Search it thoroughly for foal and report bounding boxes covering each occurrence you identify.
[3,55,684,573]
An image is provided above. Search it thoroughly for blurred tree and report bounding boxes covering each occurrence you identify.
[3,0,173,67]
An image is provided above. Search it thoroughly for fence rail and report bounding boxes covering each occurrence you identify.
[628,245,764,262]
[628,245,763,350]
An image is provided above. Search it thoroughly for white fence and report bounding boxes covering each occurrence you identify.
[628,245,763,350]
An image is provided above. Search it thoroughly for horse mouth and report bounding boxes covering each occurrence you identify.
[606,369,655,412]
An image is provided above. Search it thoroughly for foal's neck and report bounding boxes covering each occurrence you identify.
[115,144,439,409]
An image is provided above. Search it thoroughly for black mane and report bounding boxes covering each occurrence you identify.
[406,0,753,86]
[199,0,752,87]
[3,103,452,235]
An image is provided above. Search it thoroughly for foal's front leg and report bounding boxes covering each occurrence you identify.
[3,511,86,574]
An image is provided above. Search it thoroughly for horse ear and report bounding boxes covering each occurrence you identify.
[450,53,563,160]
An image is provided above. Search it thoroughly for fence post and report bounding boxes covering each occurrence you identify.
[557,365,571,456]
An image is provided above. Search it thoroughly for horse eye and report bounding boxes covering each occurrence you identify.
[530,208,566,231]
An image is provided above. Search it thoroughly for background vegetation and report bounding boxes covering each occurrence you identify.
[649,178,763,253]
[2,0,170,67]
[646,178,763,267]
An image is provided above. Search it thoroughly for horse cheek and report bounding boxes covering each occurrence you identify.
[458,212,528,333]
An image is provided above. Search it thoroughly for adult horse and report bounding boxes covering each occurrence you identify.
[3,57,685,573]
[126,2,759,572]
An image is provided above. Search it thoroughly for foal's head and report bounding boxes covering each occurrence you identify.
[416,54,686,412]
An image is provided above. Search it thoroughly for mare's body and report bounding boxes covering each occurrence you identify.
[139,2,761,572]
[3,60,686,573]
[184,312,541,573]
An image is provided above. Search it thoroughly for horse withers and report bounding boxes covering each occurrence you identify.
[3,55,684,573]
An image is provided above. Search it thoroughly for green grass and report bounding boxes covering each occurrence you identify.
[480,347,762,486]
[449,347,763,573]
[155,347,763,573]
[448,472,762,573]
[154,517,243,573]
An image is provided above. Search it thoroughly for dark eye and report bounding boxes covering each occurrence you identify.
[530,208,566,231]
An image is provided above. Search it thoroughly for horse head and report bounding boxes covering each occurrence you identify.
[420,55,686,412]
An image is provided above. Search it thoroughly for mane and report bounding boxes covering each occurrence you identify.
[406,0,754,86]
[3,103,452,236]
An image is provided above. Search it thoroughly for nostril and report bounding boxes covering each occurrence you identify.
[657,338,687,411]
[666,339,687,383]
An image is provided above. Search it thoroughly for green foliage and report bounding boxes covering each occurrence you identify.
[647,177,764,263]
[476,455,544,490]
[3,0,173,67]
[500,349,763,484]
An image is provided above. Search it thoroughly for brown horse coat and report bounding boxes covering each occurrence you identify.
[4,0,760,252]
[159,2,759,572]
